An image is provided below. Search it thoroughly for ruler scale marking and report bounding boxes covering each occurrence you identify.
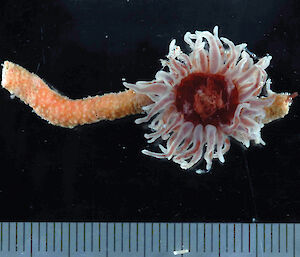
[91,222,93,252]
[61,222,63,252]
[129,222,131,252]
[248,223,250,253]
[293,223,295,257]
[144,223,146,257]
[76,222,78,252]
[68,223,70,257]
[46,222,48,251]
[256,223,258,257]
[241,223,243,252]
[188,223,191,252]
[23,222,25,252]
[16,222,18,252]
[30,222,32,257]
[106,222,108,257]
[218,223,220,257]
[234,223,236,252]
[174,223,176,252]
[53,222,55,252]
[38,222,40,252]
[226,223,228,252]
[150,223,153,252]
[0,222,299,256]
[196,223,198,252]
[120,222,123,252]
[113,223,115,252]
[287,223,288,253]
[0,222,2,251]
[264,223,266,252]
[211,223,213,252]
[204,223,206,252]
[271,223,273,252]
[137,223,139,252]
[8,222,10,251]
[99,223,102,252]
[166,223,168,252]
[84,222,86,252]
[279,223,280,253]
[159,223,161,252]
[181,222,183,254]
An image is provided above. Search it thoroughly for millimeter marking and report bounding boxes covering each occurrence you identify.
[0,222,298,257]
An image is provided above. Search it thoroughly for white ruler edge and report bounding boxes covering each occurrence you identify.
[0,222,299,257]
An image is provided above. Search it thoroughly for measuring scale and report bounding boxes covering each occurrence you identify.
[0,222,299,256]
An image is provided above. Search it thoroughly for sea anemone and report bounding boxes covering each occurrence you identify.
[124,26,276,172]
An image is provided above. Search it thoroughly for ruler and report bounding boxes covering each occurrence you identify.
[0,222,299,257]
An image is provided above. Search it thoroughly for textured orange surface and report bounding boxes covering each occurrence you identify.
[1,61,152,128]
[263,92,297,124]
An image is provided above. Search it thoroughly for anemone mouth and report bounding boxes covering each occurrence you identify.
[174,72,239,128]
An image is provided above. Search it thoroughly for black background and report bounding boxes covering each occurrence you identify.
[0,0,299,222]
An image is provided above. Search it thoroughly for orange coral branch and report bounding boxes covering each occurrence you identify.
[0,61,295,128]
[1,61,152,128]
